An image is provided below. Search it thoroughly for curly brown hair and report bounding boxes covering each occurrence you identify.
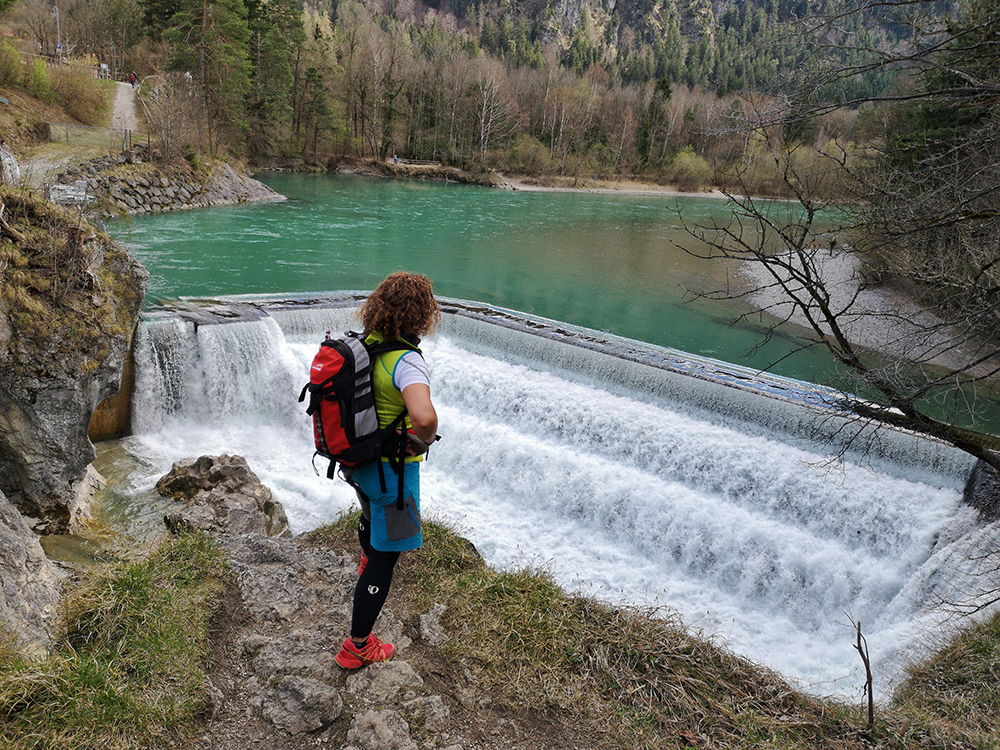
[360,272,441,340]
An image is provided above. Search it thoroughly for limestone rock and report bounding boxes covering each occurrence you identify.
[158,455,291,538]
[420,602,448,645]
[0,489,66,655]
[347,709,418,750]
[0,196,146,533]
[402,694,450,732]
[964,460,1000,522]
[69,464,104,534]
[346,661,424,703]
[202,163,284,206]
[252,674,343,734]
[249,626,343,681]
[243,626,347,733]
[223,533,353,625]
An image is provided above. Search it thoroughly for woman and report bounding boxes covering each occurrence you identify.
[335,271,440,669]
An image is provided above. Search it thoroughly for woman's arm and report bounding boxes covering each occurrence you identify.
[401,383,437,444]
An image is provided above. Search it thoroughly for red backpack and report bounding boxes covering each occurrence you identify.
[298,331,416,491]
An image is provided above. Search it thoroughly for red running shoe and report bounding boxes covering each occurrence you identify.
[335,635,395,669]
[358,551,368,575]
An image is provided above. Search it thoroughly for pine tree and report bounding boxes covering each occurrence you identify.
[164,0,252,154]
[245,0,304,157]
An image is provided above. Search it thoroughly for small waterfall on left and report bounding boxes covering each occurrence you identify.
[118,295,998,702]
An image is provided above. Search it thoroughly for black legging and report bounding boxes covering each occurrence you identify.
[350,514,401,640]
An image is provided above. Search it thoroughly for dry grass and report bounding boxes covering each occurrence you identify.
[310,514,876,749]
[310,512,1000,749]
[893,614,1000,743]
[49,69,114,128]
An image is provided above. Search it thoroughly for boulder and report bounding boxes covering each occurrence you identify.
[346,661,424,703]
[419,603,448,645]
[346,709,418,750]
[202,163,284,207]
[245,626,346,733]
[250,674,343,734]
[0,489,66,655]
[158,454,291,538]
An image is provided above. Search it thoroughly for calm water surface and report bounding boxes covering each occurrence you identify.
[113,172,838,384]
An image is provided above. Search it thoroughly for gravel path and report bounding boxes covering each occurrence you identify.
[18,151,81,190]
[18,82,140,189]
[110,81,139,131]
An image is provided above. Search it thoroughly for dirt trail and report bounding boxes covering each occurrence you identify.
[111,81,139,132]
[18,83,140,189]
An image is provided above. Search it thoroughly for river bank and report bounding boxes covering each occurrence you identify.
[23,143,993,401]
[328,155,725,200]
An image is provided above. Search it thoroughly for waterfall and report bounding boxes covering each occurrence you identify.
[124,294,998,701]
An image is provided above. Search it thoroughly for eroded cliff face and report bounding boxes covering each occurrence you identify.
[0,188,147,533]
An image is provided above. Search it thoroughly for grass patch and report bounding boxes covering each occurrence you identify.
[310,514,861,748]
[0,533,228,750]
[2,512,998,749]
[310,512,1000,749]
[893,613,1000,742]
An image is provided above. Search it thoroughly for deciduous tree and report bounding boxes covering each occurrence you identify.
[681,0,1000,469]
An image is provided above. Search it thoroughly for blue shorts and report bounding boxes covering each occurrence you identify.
[348,460,422,552]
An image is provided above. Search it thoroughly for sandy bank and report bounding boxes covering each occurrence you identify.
[494,174,727,200]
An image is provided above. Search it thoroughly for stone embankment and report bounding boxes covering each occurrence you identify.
[49,145,284,215]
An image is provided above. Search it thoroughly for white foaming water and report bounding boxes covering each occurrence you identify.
[125,302,998,702]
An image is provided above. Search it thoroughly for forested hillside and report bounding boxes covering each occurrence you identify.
[2,0,909,181]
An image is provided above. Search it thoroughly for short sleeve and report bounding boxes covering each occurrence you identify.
[393,352,430,391]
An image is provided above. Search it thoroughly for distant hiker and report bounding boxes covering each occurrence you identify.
[129,71,137,88]
[334,272,440,669]
[829,237,838,253]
